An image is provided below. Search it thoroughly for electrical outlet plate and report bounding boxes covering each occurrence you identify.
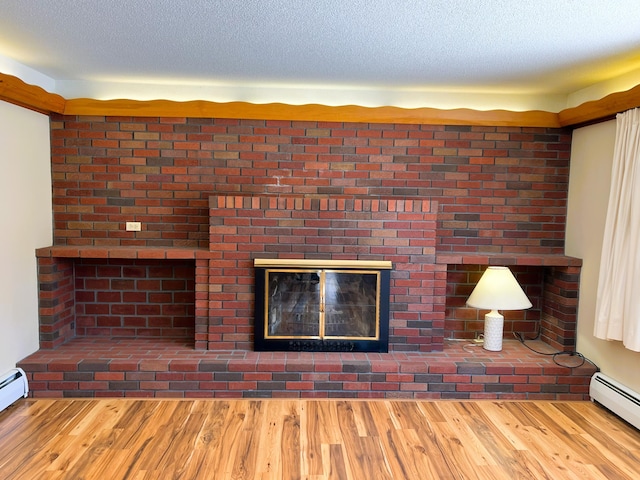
[125,221,141,232]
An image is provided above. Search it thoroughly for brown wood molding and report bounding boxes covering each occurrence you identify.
[3,70,640,127]
[0,71,559,126]
[62,97,561,127]
[558,83,640,126]
[0,72,65,114]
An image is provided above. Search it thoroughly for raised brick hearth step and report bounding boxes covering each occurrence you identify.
[18,338,597,400]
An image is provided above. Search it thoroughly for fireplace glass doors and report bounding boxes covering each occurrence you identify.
[254,259,391,352]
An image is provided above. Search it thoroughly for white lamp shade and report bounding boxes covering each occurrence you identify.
[466,266,532,311]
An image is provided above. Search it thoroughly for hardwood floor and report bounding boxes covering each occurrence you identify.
[0,399,638,479]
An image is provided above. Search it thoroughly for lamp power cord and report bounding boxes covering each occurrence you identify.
[512,330,599,370]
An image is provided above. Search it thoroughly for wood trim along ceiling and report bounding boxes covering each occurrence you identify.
[62,98,561,128]
[0,72,65,115]
[2,71,639,127]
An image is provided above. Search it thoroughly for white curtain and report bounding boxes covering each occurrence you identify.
[594,108,640,351]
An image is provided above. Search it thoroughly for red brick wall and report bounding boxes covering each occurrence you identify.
[74,259,195,338]
[45,116,574,352]
[542,265,580,351]
[37,256,75,349]
[49,116,571,255]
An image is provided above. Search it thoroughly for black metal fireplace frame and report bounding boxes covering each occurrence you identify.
[253,259,391,352]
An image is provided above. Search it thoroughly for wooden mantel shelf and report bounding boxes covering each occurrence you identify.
[35,245,214,260]
[435,253,582,267]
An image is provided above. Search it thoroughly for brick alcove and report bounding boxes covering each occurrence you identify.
[438,254,582,352]
[35,246,211,350]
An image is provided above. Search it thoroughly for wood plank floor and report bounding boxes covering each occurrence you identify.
[0,399,638,479]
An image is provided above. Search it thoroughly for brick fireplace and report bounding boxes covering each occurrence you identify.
[19,116,594,399]
[206,194,442,351]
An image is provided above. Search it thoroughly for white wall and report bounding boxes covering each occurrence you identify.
[566,119,640,393]
[0,101,52,374]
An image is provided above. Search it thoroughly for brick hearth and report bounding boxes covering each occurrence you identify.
[18,337,596,399]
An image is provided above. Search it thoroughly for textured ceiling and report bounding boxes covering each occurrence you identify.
[1,0,640,110]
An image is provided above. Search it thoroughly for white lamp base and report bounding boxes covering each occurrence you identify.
[483,310,504,351]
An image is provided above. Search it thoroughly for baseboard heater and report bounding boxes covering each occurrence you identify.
[590,372,640,430]
[0,368,29,412]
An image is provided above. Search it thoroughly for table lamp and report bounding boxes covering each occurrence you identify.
[466,266,532,351]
